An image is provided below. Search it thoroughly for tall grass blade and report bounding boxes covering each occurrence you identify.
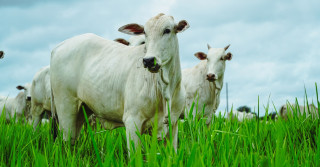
[82,107,103,167]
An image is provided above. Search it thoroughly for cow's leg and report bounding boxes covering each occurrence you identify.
[74,103,93,139]
[205,112,214,126]
[170,85,185,151]
[165,99,172,124]
[172,122,179,152]
[55,96,79,145]
[15,112,23,123]
[32,105,43,130]
[32,115,42,130]
[123,113,143,157]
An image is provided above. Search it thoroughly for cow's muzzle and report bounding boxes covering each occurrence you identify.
[206,73,216,82]
[27,96,31,101]
[143,57,160,73]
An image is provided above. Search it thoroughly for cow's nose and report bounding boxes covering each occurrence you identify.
[143,57,155,68]
[27,96,31,101]
[206,73,215,81]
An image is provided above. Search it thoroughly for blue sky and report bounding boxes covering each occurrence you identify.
[0,0,319,115]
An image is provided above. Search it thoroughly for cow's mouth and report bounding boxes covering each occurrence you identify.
[147,64,161,73]
[206,77,217,82]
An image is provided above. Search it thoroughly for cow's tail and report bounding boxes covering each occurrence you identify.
[50,87,58,142]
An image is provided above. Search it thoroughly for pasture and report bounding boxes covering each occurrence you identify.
[1,85,319,166]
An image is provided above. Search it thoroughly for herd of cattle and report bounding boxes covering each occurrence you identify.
[0,14,319,154]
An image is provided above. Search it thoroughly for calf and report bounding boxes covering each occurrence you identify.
[182,44,232,125]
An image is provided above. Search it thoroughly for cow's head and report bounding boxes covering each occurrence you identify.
[118,13,189,73]
[128,35,146,46]
[16,83,31,102]
[194,44,232,82]
[0,51,4,59]
[114,35,145,46]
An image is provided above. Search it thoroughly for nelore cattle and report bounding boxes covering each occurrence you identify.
[279,103,319,120]
[227,106,257,122]
[0,84,31,122]
[114,35,145,46]
[0,51,4,59]
[182,44,232,125]
[50,13,189,154]
[30,66,52,130]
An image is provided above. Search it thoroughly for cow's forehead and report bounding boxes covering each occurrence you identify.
[25,83,31,90]
[145,14,175,33]
[208,48,225,59]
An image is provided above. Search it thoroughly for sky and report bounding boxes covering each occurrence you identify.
[0,0,319,116]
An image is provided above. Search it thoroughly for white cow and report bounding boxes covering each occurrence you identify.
[279,103,319,120]
[0,84,31,122]
[182,44,233,125]
[30,66,51,129]
[50,13,189,153]
[0,51,4,59]
[227,110,257,122]
[114,35,145,46]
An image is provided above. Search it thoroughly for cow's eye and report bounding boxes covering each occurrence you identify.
[140,41,145,45]
[163,29,171,35]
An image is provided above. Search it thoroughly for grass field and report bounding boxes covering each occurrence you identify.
[1,85,319,166]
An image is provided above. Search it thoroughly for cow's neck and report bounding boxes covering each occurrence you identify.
[157,44,181,101]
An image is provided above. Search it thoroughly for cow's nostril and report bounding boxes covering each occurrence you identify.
[143,57,156,68]
[207,74,216,80]
[143,59,148,67]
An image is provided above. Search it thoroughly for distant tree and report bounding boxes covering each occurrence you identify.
[237,106,251,113]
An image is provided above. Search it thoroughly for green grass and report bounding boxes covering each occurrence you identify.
[1,84,320,166]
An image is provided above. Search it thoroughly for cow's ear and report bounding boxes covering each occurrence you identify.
[175,20,190,33]
[114,38,130,46]
[194,52,207,60]
[118,24,144,35]
[0,51,4,59]
[16,85,25,90]
[223,52,232,61]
